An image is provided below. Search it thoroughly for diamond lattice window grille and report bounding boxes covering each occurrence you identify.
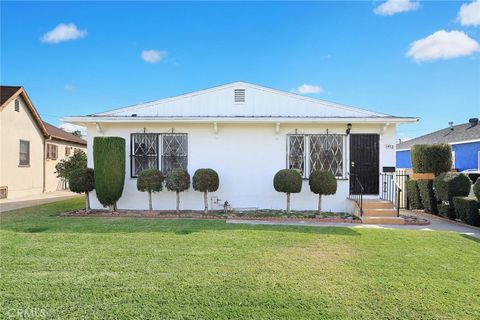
[162,133,188,174]
[288,135,305,176]
[131,133,159,177]
[309,134,344,177]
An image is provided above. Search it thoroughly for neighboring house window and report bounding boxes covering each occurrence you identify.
[287,134,346,178]
[65,147,71,157]
[131,133,159,177]
[46,144,58,160]
[451,151,456,169]
[130,133,188,178]
[14,99,20,112]
[19,140,30,166]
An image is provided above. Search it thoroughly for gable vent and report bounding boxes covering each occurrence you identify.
[234,89,245,103]
[14,99,20,112]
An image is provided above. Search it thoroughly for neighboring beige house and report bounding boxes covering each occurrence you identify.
[0,86,86,199]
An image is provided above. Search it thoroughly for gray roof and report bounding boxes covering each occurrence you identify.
[397,120,480,150]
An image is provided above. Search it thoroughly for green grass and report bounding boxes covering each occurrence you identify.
[1,198,479,319]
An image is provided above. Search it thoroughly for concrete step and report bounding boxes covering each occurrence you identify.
[362,208,398,217]
[362,200,394,210]
[362,216,406,225]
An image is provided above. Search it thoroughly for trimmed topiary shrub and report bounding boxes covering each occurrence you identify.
[417,179,437,214]
[93,137,125,211]
[467,173,480,184]
[406,180,423,210]
[411,144,452,176]
[453,197,480,226]
[433,172,471,219]
[192,168,219,214]
[274,169,302,213]
[474,179,480,202]
[309,170,337,213]
[137,169,165,211]
[69,168,95,211]
[166,168,190,214]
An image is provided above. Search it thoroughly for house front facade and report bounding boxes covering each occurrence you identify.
[397,118,480,172]
[0,86,87,199]
[65,82,417,212]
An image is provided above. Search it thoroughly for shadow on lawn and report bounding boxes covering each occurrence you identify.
[460,234,480,243]
[3,217,360,237]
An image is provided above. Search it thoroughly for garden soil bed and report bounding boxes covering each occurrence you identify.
[63,209,361,223]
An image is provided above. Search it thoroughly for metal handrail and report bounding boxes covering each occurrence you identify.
[380,173,402,217]
[350,175,365,216]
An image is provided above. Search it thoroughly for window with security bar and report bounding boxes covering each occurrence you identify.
[162,133,188,174]
[131,133,159,177]
[287,134,346,178]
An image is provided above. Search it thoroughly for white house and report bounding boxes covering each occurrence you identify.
[64,82,418,213]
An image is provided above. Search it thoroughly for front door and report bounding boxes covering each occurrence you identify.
[350,134,379,194]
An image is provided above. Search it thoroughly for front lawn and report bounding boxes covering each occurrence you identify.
[1,198,479,319]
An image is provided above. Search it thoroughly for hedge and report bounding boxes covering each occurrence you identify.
[405,180,423,210]
[93,137,126,210]
[417,179,437,214]
[474,179,480,202]
[453,197,480,227]
[411,144,452,176]
[433,172,471,219]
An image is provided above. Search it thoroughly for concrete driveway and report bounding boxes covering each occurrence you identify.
[0,191,81,213]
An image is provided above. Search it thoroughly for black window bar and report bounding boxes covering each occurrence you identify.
[130,133,159,178]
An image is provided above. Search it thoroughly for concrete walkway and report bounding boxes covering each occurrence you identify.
[227,209,480,239]
[0,191,81,213]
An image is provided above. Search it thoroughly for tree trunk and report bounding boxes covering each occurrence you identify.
[286,193,291,213]
[148,191,152,211]
[176,191,180,214]
[204,191,208,215]
[85,192,90,211]
[318,194,322,214]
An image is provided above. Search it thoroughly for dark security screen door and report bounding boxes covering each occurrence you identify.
[349,134,379,195]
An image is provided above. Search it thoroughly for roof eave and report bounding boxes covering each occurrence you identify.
[63,116,419,125]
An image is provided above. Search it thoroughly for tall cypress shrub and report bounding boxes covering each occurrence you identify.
[93,137,126,211]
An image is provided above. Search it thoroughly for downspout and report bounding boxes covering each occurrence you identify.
[42,135,51,193]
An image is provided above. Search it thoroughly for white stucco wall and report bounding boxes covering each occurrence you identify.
[0,96,44,199]
[85,122,397,213]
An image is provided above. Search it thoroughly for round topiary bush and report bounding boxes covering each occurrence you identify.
[309,170,337,213]
[166,168,190,213]
[93,137,126,211]
[411,144,452,176]
[192,168,219,214]
[69,168,95,211]
[474,179,480,202]
[273,169,302,213]
[137,169,165,211]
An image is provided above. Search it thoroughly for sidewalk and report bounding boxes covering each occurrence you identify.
[227,209,480,239]
[0,191,81,213]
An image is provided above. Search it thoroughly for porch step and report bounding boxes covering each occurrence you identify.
[361,216,406,225]
[362,200,394,210]
[362,208,398,217]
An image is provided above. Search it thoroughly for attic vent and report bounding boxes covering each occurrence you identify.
[234,89,245,103]
[14,99,19,112]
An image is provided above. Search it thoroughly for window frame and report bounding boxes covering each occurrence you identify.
[130,132,188,178]
[286,133,347,179]
[19,140,30,166]
[65,146,71,157]
[46,143,58,160]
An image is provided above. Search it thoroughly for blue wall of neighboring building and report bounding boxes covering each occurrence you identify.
[396,150,412,168]
[396,141,480,171]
